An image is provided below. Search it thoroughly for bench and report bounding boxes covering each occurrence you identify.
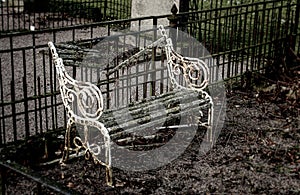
[48,25,213,186]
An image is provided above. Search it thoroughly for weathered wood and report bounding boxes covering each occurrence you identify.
[101,90,208,128]
[108,98,210,140]
[55,43,144,68]
[115,124,198,145]
[98,90,211,141]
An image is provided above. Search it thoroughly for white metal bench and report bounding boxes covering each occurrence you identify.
[48,25,213,186]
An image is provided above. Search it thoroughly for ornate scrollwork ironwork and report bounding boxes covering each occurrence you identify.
[158,25,214,143]
[48,42,112,186]
[159,25,209,91]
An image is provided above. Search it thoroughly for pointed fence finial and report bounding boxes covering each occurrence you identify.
[168,3,179,28]
[171,3,178,15]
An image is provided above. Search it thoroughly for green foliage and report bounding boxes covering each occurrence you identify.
[187,0,297,54]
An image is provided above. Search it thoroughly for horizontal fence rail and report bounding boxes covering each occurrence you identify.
[0,160,80,194]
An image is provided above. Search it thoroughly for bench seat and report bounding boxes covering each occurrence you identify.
[96,90,211,150]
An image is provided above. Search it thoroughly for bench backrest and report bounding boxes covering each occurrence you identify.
[48,26,211,120]
[48,42,104,122]
[106,25,210,93]
[158,25,209,92]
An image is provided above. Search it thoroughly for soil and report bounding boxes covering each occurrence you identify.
[2,71,300,194]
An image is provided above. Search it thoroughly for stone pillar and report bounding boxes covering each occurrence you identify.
[131,0,180,30]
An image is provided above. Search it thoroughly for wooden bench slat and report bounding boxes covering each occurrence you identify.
[108,97,211,140]
[114,124,205,150]
[101,90,207,127]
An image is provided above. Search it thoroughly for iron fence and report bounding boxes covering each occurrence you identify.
[0,0,131,33]
[0,16,167,146]
[185,0,300,81]
[0,0,299,193]
[0,160,80,194]
[0,0,298,148]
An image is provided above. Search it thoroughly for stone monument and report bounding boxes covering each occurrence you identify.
[131,0,180,30]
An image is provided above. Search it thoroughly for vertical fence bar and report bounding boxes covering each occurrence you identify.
[11,0,15,31]
[72,28,75,41]
[32,33,38,135]
[240,4,248,78]
[127,0,130,18]
[234,7,239,78]
[11,80,17,142]
[268,2,275,58]
[42,52,49,131]
[159,54,164,95]
[228,9,233,78]
[251,4,258,71]
[285,1,294,66]
[236,8,242,77]
[37,77,43,134]
[1,0,3,31]
[17,0,20,30]
[122,66,125,105]
[0,58,3,146]
[258,2,267,71]
[6,0,9,31]
[0,112,1,146]
[136,65,139,102]
[49,49,56,130]
[23,77,30,139]
[104,0,108,20]
[90,26,93,39]
[216,8,221,81]
[263,8,271,70]
[23,0,26,30]
[127,66,130,104]
[275,2,283,59]
[106,55,110,109]
[246,4,254,72]
[60,0,63,28]
[10,35,14,82]
[22,49,30,138]
[50,45,59,130]
[32,3,36,30]
[0,58,5,146]
[293,0,300,49]
[151,17,158,96]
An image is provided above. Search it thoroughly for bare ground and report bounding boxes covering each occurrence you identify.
[3,72,300,194]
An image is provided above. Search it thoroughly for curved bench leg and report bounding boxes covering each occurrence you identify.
[89,123,112,186]
[93,135,112,186]
[104,133,112,186]
[207,104,214,146]
[60,119,73,164]
[106,165,113,186]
